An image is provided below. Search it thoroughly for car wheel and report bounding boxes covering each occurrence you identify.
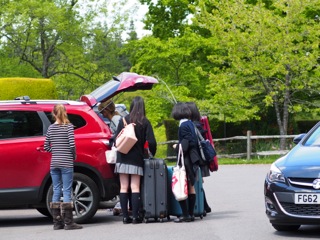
[46,173,100,224]
[272,224,300,231]
[36,207,51,217]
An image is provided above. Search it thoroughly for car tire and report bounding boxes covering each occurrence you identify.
[36,207,51,217]
[46,172,100,224]
[272,224,300,231]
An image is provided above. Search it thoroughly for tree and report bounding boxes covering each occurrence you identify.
[195,0,320,149]
[139,0,196,39]
[0,0,89,78]
[0,0,134,98]
[123,29,218,127]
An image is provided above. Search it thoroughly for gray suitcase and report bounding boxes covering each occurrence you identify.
[141,158,168,222]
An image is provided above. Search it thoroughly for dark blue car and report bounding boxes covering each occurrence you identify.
[264,122,320,231]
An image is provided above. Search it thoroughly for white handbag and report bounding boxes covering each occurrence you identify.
[171,144,188,201]
[105,145,117,164]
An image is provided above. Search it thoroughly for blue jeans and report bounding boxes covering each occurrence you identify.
[50,167,73,202]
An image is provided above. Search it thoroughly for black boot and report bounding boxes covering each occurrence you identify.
[120,193,132,224]
[61,202,83,230]
[174,200,191,223]
[50,202,64,230]
[188,194,196,221]
[131,193,142,224]
[203,189,211,213]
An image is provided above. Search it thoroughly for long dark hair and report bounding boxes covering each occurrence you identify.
[129,96,146,125]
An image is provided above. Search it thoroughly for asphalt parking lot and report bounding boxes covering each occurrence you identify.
[1,165,320,240]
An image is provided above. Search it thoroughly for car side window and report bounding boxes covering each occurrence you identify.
[44,112,86,130]
[0,111,43,139]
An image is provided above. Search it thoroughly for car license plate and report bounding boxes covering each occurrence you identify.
[294,193,320,204]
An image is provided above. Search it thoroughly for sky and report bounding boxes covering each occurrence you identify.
[125,1,150,38]
[78,0,151,39]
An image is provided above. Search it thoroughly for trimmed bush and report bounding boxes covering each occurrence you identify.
[0,78,57,100]
[163,119,179,159]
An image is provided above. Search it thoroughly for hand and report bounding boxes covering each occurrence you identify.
[173,144,177,149]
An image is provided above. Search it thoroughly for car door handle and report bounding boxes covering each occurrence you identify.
[37,146,45,152]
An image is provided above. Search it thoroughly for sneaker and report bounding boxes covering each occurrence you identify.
[174,216,192,223]
[113,202,122,216]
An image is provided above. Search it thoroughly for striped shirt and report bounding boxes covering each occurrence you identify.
[44,123,76,168]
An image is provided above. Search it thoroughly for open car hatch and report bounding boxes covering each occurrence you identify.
[80,72,158,107]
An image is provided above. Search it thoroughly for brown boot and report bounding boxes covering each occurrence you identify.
[50,202,64,230]
[61,202,83,230]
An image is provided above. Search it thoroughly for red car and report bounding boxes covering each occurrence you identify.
[0,72,158,223]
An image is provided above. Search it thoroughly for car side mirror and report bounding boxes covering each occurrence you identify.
[293,134,306,144]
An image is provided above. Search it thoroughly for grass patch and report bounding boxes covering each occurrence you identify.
[218,157,277,165]
[165,155,280,166]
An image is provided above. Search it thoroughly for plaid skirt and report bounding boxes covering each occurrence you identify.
[114,163,143,176]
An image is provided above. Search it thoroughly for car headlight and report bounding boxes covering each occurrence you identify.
[268,163,285,183]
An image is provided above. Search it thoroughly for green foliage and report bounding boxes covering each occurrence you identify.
[194,0,320,144]
[152,124,168,159]
[140,0,195,39]
[0,55,41,78]
[0,0,86,78]
[218,156,278,165]
[0,0,134,100]
[123,31,216,127]
[129,0,320,149]
[0,78,57,100]
[2,0,320,146]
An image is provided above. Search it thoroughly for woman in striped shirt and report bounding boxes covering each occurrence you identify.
[44,104,82,230]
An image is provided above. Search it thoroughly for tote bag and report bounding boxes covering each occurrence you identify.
[116,118,137,154]
[171,144,188,201]
[105,145,117,164]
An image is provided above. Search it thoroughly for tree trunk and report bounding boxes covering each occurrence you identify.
[273,99,286,150]
[273,66,292,150]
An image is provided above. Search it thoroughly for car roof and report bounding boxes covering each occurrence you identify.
[0,99,86,106]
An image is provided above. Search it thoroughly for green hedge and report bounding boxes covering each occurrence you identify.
[0,78,57,100]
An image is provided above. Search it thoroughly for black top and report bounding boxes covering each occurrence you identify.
[115,114,157,168]
[178,120,201,185]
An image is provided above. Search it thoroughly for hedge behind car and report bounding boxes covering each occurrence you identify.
[0,78,57,100]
